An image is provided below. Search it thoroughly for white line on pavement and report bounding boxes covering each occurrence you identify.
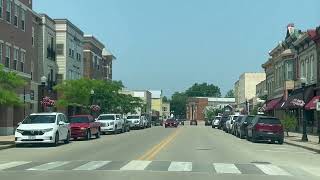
[73,161,111,170]
[120,160,152,170]
[168,161,192,171]
[0,161,31,170]
[27,161,70,171]
[213,163,241,174]
[255,164,292,176]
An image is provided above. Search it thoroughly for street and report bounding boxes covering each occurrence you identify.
[0,123,319,180]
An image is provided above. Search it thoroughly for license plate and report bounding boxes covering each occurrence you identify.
[28,136,36,140]
[267,132,274,134]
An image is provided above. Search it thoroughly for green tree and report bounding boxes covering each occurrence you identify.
[170,92,188,117]
[281,114,298,137]
[162,96,169,103]
[0,64,26,105]
[185,83,221,97]
[225,89,234,98]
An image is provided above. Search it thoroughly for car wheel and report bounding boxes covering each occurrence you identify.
[122,126,125,133]
[239,131,243,139]
[64,132,70,144]
[85,130,91,140]
[53,133,59,146]
[96,129,101,138]
[246,133,251,141]
[73,137,77,140]
[278,138,284,145]
[251,134,257,143]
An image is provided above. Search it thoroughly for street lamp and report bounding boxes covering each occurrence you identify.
[40,76,47,112]
[300,77,308,142]
[90,89,95,115]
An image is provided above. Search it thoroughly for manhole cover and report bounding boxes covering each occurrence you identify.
[251,161,271,164]
[196,148,212,151]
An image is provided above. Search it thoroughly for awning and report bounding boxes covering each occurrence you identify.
[305,96,320,110]
[264,98,282,111]
[282,85,314,109]
[275,97,286,109]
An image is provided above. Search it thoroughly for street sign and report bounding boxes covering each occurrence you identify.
[317,102,320,111]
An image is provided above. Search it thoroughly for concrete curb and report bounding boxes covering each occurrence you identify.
[0,144,15,151]
[285,141,320,153]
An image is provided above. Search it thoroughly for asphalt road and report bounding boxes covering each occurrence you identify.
[0,123,320,180]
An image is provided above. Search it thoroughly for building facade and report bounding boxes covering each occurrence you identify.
[102,48,115,81]
[149,90,163,117]
[162,102,170,119]
[120,89,152,116]
[54,19,83,81]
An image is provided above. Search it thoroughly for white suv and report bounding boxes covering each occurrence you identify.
[97,114,125,134]
[15,112,70,146]
[126,115,144,129]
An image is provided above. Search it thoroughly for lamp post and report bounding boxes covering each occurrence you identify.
[40,76,47,112]
[90,89,95,115]
[300,77,308,142]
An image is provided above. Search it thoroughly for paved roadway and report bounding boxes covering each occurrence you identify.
[0,122,320,180]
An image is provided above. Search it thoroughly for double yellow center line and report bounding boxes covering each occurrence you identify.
[138,128,182,161]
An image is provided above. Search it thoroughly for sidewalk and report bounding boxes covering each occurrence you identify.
[285,132,320,153]
[0,135,15,150]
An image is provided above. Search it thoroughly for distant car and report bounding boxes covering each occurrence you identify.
[218,116,229,130]
[226,115,238,133]
[69,115,101,140]
[97,114,125,134]
[246,116,284,144]
[123,118,131,132]
[190,120,198,126]
[144,117,152,128]
[232,115,244,135]
[15,113,70,146]
[204,118,212,126]
[212,116,221,128]
[178,119,185,125]
[152,116,162,126]
[164,119,178,128]
[126,115,144,129]
[236,115,255,138]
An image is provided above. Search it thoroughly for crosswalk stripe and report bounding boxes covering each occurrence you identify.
[0,161,31,170]
[120,160,151,170]
[73,161,111,170]
[213,163,241,174]
[255,164,291,176]
[168,161,192,171]
[27,161,70,171]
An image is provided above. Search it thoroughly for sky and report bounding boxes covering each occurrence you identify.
[34,0,320,97]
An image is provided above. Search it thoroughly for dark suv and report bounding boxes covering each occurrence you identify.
[246,116,284,144]
[236,115,255,139]
[218,116,228,130]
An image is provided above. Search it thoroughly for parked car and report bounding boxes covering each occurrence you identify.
[152,116,162,126]
[212,116,221,128]
[190,120,198,126]
[246,116,284,144]
[204,118,212,126]
[218,116,229,130]
[15,112,70,146]
[232,115,244,135]
[178,119,185,125]
[126,115,144,129]
[225,115,238,133]
[123,118,131,132]
[164,119,178,128]
[69,115,101,140]
[236,115,255,138]
[97,114,125,134]
[144,117,152,128]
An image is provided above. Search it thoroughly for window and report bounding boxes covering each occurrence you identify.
[78,54,81,61]
[68,48,71,57]
[6,0,10,23]
[14,4,18,27]
[20,50,25,72]
[13,48,19,70]
[0,0,3,19]
[31,27,34,46]
[21,8,25,31]
[5,45,10,68]
[71,49,74,58]
[0,43,3,64]
[310,55,315,80]
[301,61,305,78]
[306,57,311,81]
[286,61,293,80]
[56,44,64,55]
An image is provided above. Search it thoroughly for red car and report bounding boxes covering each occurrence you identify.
[69,115,101,140]
[164,119,178,128]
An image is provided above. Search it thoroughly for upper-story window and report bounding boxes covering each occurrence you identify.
[20,50,25,72]
[13,47,19,70]
[286,61,293,80]
[0,42,3,64]
[31,27,34,46]
[6,0,11,23]
[0,0,3,19]
[21,8,25,31]
[310,54,315,81]
[5,44,11,68]
[301,61,305,78]
[306,57,311,81]
[14,4,18,27]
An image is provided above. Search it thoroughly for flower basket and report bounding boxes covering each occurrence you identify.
[41,96,55,108]
[90,105,101,112]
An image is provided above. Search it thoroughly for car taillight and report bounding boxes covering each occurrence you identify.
[255,123,264,131]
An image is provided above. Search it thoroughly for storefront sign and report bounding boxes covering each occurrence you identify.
[291,99,305,107]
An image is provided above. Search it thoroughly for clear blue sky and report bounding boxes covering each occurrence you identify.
[34,0,319,97]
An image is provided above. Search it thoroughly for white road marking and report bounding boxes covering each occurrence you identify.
[255,164,292,176]
[0,161,31,170]
[168,161,192,171]
[120,160,151,170]
[73,161,111,170]
[302,167,320,177]
[213,163,241,174]
[27,161,70,171]
[256,150,312,154]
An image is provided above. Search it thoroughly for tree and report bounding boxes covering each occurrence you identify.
[281,114,298,137]
[225,89,234,98]
[170,92,188,117]
[185,83,221,97]
[162,96,169,103]
[0,64,26,106]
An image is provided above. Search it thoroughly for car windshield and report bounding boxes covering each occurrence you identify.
[232,116,238,120]
[244,116,255,123]
[69,117,89,123]
[127,116,140,119]
[22,115,56,124]
[98,115,115,120]
[166,119,175,122]
[258,118,281,124]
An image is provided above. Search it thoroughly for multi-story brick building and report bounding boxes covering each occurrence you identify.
[102,48,115,81]
[0,0,41,135]
[54,19,83,81]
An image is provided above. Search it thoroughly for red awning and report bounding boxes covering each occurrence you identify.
[305,96,320,110]
[264,98,282,111]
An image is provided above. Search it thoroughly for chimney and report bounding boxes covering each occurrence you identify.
[287,23,295,34]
